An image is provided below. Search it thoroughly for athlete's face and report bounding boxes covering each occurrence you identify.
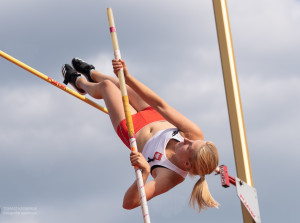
[175,138,206,170]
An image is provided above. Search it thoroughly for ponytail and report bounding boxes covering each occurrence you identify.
[189,176,219,212]
[188,141,220,212]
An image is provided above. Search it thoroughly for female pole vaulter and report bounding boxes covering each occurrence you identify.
[61,58,219,212]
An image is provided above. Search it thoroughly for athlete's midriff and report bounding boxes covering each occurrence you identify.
[116,106,176,151]
[135,121,176,153]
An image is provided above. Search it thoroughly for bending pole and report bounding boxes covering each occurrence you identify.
[212,0,256,222]
[0,50,108,114]
[107,8,151,223]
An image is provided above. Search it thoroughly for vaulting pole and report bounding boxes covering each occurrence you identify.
[212,0,255,222]
[107,8,151,223]
[0,50,108,114]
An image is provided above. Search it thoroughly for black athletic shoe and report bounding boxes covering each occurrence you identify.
[62,64,86,95]
[72,58,95,82]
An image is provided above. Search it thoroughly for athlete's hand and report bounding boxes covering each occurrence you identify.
[130,151,150,173]
[112,59,129,78]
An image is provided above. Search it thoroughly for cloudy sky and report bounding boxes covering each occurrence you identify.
[0,0,299,222]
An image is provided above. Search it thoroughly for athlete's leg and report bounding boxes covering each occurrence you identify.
[72,58,149,112]
[91,70,149,112]
[77,77,136,130]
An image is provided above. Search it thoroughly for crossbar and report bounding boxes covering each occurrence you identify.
[0,50,108,114]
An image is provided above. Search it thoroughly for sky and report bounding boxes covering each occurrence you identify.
[0,0,299,222]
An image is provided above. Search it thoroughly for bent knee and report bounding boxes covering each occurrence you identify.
[88,80,116,99]
[100,79,115,88]
[95,80,117,97]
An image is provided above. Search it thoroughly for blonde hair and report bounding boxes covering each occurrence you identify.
[189,141,219,212]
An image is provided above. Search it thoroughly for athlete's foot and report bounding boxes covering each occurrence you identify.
[72,58,95,82]
[62,64,86,95]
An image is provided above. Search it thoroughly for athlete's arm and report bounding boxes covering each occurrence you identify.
[123,164,184,209]
[112,59,204,139]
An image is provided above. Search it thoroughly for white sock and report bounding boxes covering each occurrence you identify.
[89,69,95,81]
[75,76,83,88]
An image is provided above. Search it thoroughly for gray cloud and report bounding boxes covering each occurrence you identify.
[1,0,300,222]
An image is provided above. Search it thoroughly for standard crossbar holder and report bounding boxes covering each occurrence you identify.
[217,165,236,187]
[215,165,261,223]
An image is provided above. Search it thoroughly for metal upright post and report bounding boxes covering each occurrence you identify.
[212,0,256,222]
